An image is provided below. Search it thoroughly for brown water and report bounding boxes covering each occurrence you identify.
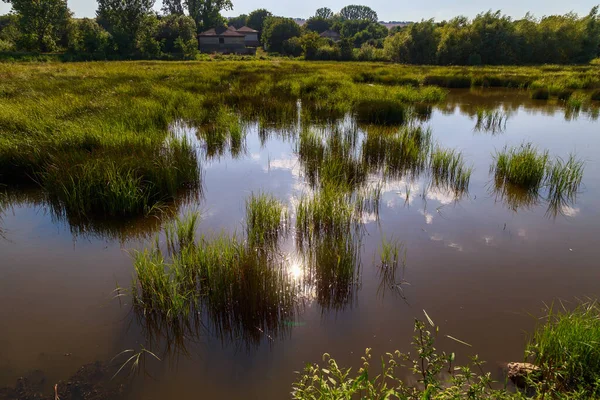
[1,89,600,399]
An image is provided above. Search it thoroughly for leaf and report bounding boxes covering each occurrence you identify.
[423,309,435,327]
[446,335,472,347]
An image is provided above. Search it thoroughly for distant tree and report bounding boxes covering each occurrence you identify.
[384,19,438,64]
[97,0,155,54]
[156,13,196,54]
[0,13,20,50]
[339,5,378,23]
[1,0,71,52]
[247,8,272,41]
[162,0,184,15]
[315,7,334,19]
[185,0,232,33]
[262,16,301,53]
[67,18,111,57]
[228,14,248,29]
[305,16,331,33]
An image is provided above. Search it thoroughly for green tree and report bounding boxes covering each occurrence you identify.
[156,13,196,54]
[96,0,155,55]
[339,5,378,23]
[185,0,232,33]
[228,14,248,29]
[2,0,71,52]
[162,0,184,15]
[67,18,111,57]
[0,14,20,51]
[315,7,333,19]
[305,16,331,33]
[384,19,438,64]
[262,16,301,53]
[247,8,272,41]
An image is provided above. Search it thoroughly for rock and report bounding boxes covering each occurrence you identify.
[507,362,540,388]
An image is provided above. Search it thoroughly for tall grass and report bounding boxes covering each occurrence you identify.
[430,147,472,195]
[296,185,359,245]
[245,193,288,248]
[362,126,432,179]
[492,143,549,191]
[132,213,298,346]
[474,108,508,134]
[354,99,407,125]
[527,301,600,395]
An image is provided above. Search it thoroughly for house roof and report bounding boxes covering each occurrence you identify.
[199,27,245,37]
[237,26,259,33]
[320,30,341,38]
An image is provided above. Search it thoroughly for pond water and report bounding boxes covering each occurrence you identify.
[1,89,600,399]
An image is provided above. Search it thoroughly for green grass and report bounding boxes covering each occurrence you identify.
[362,126,432,179]
[132,212,297,346]
[354,99,407,125]
[526,301,600,395]
[245,192,287,248]
[546,154,585,216]
[492,143,549,191]
[430,147,472,194]
[1,61,596,220]
[295,185,359,245]
[475,108,508,134]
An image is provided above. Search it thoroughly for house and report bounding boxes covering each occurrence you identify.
[320,30,341,42]
[198,26,259,55]
[236,26,260,47]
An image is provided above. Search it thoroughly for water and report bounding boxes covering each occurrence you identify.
[1,89,600,398]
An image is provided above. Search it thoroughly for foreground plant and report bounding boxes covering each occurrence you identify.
[526,301,600,397]
[246,192,288,248]
[292,313,521,399]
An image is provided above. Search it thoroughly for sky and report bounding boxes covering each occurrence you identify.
[0,0,598,22]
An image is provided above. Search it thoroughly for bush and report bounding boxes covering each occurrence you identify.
[355,43,387,61]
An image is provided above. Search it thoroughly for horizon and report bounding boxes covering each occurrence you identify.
[1,1,599,22]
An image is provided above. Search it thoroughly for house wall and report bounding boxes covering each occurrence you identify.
[244,33,258,43]
[199,37,219,45]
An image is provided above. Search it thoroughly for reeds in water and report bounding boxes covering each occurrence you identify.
[246,193,288,248]
[430,147,472,195]
[474,108,508,134]
[131,213,298,347]
[492,143,548,191]
[354,99,407,125]
[546,154,585,216]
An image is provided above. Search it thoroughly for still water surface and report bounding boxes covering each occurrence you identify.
[1,89,599,399]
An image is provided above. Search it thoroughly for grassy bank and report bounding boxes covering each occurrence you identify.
[1,61,597,219]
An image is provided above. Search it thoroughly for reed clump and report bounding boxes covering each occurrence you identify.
[245,193,288,248]
[492,143,548,191]
[430,147,472,195]
[474,108,508,134]
[526,301,600,395]
[354,99,407,125]
[132,213,297,345]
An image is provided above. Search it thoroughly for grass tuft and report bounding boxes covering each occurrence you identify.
[527,301,600,394]
[492,143,548,191]
[245,193,288,248]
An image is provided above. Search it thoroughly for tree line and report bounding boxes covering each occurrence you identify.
[0,0,599,64]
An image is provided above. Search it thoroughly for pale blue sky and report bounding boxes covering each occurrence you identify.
[1,0,598,21]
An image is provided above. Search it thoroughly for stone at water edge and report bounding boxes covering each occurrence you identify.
[507,362,540,388]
